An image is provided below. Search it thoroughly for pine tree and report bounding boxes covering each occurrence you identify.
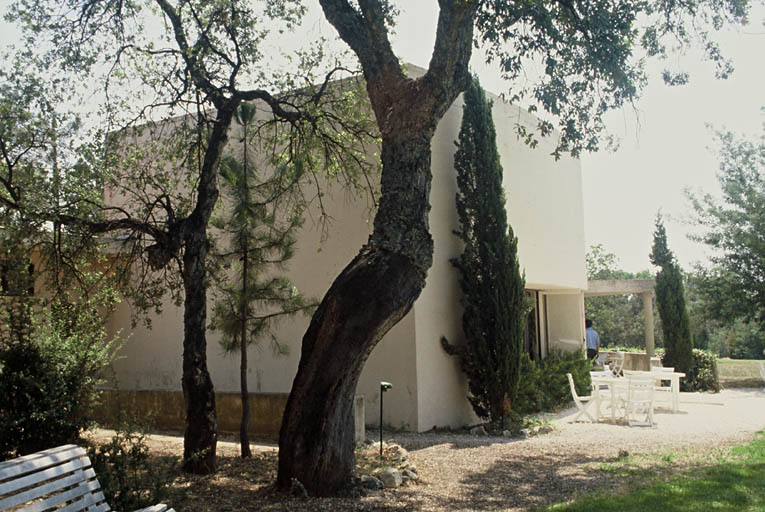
[650,214,693,376]
[210,103,314,458]
[447,78,527,428]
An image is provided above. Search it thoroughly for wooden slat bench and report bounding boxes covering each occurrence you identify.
[0,444,175,512]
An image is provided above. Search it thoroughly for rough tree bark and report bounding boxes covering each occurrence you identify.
[175,101,238,473]
[277,0,477,496]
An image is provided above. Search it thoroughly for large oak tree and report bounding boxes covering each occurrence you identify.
[276,0,750,495]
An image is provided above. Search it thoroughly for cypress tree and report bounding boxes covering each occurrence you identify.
[448,78,527,428]
[650,214,693,376]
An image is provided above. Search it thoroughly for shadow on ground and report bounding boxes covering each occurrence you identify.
[424,450,621,511]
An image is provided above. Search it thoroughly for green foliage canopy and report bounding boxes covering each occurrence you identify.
[688,127,765,324]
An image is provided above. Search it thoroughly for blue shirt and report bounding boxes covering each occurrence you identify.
[585,327,600,350]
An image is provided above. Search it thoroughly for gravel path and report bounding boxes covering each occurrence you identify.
[382,388,765,511]
[91,387,765,511]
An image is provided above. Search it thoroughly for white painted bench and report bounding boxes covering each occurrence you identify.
[0,444,175,512]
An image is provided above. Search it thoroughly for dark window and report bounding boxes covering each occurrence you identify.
[0,259,34,296]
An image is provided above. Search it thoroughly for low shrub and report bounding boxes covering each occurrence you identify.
[0,293,120,460]
[515,350,592,415]
[681,349,721,392]
[87,424,177,511]
[0,341,82,458]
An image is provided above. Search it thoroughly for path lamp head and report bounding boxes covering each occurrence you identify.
[380,381,393,392]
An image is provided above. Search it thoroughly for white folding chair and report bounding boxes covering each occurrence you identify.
[608,352,625,377]
[624,375,655,427]
[647,367,674,408]
[567,373,595,422]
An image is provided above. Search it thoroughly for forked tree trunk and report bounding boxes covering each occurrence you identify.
[277,134,434,496]
[181,230,218,473]
[178,102,237,474]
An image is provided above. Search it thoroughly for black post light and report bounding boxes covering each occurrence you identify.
[379,381,393,459]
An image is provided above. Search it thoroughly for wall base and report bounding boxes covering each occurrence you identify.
[94,389,366,443]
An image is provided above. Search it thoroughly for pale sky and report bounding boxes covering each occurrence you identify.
[2,1,763,274]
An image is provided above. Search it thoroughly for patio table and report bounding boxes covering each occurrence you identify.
[647,369,685,413]
[592,370,686,423]
[590,372,628,423]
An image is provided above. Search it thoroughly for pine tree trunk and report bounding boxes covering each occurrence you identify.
[181,230,218,474]
[276,135,434,496]
[240,237,252,458]
[240,333,251,458]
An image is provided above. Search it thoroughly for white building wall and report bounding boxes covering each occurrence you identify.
[492,103,587,291]
[412,97,480,432]
[105,79,588,432]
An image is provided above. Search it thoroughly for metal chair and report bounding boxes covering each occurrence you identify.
[567,373,595,422]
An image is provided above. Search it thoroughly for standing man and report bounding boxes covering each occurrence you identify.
[585,318,600,361]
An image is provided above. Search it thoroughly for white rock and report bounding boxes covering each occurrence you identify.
[388,444,409,462]
[360,475,384,490]
[402,469,418,481]
[469,426,488,436]
[378,468,403,488]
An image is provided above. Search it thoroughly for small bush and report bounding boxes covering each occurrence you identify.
[87,424,177,511]
[515,350,592,414]
[681,349,721,392]
[0,341,81,458]
[0,293,120,460]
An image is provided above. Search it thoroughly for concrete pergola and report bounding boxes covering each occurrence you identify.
[585,279,657,357]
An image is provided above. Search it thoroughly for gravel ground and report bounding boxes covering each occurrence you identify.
[89,387,765,511]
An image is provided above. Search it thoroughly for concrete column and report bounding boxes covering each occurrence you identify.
[642,291,655,357]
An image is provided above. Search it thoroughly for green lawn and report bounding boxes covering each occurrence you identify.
[547,432,765,512]
[717,358,765,388]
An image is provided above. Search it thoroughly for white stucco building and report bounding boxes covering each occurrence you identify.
[101,81,588,436]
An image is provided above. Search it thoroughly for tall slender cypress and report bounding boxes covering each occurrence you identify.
[650,214,693,376]
[449,78,527,428]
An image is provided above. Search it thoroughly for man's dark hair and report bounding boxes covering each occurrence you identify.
[585,318,593,328]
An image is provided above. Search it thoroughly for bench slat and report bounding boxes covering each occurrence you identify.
[17,478,102,512]
[57,489,110,512]
[0,445,80,472]
[134,505,169,512]
[0,467,97,510]
[0,457,91,496]
[0,446,86,481]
